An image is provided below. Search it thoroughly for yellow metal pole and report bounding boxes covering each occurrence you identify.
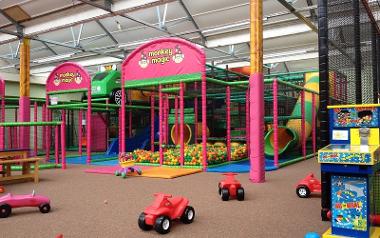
[249,0,265,182]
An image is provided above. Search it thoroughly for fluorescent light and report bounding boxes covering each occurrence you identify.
[118,38,156,49]
[206,24,311,48]
[202,21,249,34]
[264,49,309,59]
[264,52,318,64]
[33,53,74,64]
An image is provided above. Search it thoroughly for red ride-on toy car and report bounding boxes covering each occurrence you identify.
[296,173,321,198]
[138,193,195,234]
[218,172,244,201]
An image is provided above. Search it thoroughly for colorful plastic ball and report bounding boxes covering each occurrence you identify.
[304,232,320,238]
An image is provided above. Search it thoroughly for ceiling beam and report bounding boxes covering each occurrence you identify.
[95,19,119,45]
[305,0,317,21]
[177,0,207,44]
[276,0,317,32]
[78,0,249,62]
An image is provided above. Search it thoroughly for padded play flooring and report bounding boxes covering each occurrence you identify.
[85,166,202,179]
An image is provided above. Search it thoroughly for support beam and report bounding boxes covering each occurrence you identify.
[95,20,119,45]
[305,0,317,21]
[276,0,317,32]
[178,0,207,44]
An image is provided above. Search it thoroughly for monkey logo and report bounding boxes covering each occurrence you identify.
[53,73,60,86]
[138,52,149,69]
[75,71,82,84]
[172,45,184,64]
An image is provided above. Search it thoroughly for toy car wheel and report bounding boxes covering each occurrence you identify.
[237,188,245,201]
[110,89,122,105]
[115,171,120,176]
[121,172,127,179]
[154,216,171,234]
[296,185,310,198]
[180,206,195,224]
[39,203,51,213]
[136,168,142,175]
[0,204,12,218]
[221,188,230,201]
[138,213,152,231]
[218,183,221,195]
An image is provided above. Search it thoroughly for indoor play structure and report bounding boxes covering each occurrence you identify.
[117,37,322,172]
[318,104,380,237]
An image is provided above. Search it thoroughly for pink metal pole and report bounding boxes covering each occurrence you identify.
[0,81,4,150]
[194,82,198,143]
[201,71,207,170]
[45,95,50,161]
[246,90,250,157]
[128,92,132,138]
[42,104,46,152]
[118,108,121,153]
[301,90,306,159]
[121,85,126,153]
[78,110,82,156]
[273,79,279,168]
[150,94,155,152]
[34,102,38,156]
[61,111,66,170]
[55,125,59,165]
[162,95,167,145]
[174,96,178,144]
[165,95,169,145]
[312,93,316,155]
[15,109,19,148]
[180,82,185,166]
[86,87,92,164]
[226,86,231,162]
[159,85,163,164]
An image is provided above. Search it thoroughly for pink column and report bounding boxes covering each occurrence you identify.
[162,95,167,145]
[42,104,46,153]
[86,87,92,164]
[118,108,121,153]
[201,74,207,170]
[249,73,265,182]
[55,125,59,164]
[128,91,132,138]
[245,90,250,157]
[174,96,178,144]
[121,85,126,153]
[180,82,185,166]
[61,110,66,169]
[273,79,279,168]
[34,102,38,156]
[0,81,4,150]
[226,86,231,162]
[19,96,30,150]
[194,82,198,143]
[14,109,18,148]
[78,110,82,156]
[166,96,169,145]
[312,93,316,155]
[150,94,155,152]
[158,85,163,164]
[301,90,306,159]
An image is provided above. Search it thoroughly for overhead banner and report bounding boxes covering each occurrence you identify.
[122,38,205,81]
[46,62,91,92]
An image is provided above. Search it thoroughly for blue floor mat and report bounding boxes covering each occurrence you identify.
[206,158,288,173]
[91,159,119,166]
[57,154,117,165]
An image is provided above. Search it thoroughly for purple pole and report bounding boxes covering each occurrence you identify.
[301,90,306,159]
[45,95,50,162]
[78,110,82,156]
[34,102,38,156]
[162,94,167,145]
[226,86,231,162]
[151,94,155,152]
[86,86,92,164]
[61,110,66,169]
[312,93,316,155]
[42,104,46,153]
[55,125,59,164]
[273,79,279,168]
[118,108,121,153]
[166,96,169,145]
[180,82,185,166]
[159,85,163,164]
[0,81,4,150]
[128,91,132,138]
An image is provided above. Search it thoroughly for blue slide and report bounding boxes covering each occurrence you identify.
[106,118,159,156]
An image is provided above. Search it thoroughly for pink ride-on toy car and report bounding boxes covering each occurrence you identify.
[218,172,244,201]
[296,173,321,198]
[0,190,51,218]
[138,193,195,234]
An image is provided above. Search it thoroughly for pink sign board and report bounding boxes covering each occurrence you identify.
[122,38,205,81]
[46,62,91,92]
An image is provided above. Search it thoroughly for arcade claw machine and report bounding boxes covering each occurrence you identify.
[318,104,380,238]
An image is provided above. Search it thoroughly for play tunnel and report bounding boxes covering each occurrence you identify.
[264,72,319,156]
[170,122,209,145]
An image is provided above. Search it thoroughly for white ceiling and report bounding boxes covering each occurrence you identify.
[0,0,320,80]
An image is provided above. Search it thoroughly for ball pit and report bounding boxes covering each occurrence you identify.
[123,143,247,167]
